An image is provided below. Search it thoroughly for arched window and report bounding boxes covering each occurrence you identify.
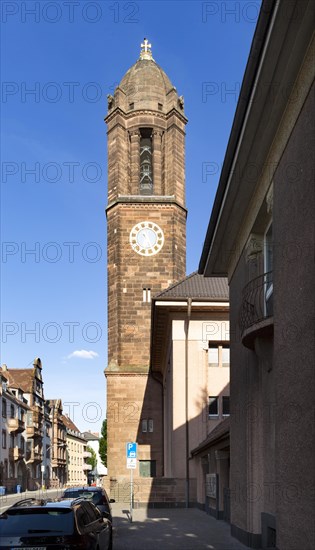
[139,128,153,194]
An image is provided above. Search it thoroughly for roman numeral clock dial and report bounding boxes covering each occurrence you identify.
[130,221,164,256]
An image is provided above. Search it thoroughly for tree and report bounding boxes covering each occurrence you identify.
[86,445,97,472]
[99,419,107,467]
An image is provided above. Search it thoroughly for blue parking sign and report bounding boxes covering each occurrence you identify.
[126,442,137,459]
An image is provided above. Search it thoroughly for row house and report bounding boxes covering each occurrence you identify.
[0,369,29,492]
[46,399,67,488]
[0,359,68,491]
[1,359,44,490]
[61,414,92,486]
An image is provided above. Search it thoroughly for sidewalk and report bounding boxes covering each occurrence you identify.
[111,503,249,550]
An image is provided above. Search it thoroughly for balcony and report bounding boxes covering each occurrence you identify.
[51,457,67,467]
[26,425,42,438]
[9,447,24,461]
[7,418,25,433]
[83,451,92,459]
[239,271,273,349]
[32,409,43,424]
[26,449,42,463]
[83,463,93,471]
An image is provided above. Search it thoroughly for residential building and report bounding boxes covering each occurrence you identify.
[62,415,91,486]
[2,358,45,490]
[199,1,314,548]
[83,431,107,484]
[46,399,67,487]
[0,368,29,492]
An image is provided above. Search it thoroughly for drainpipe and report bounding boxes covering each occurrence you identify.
[185,298,192,508]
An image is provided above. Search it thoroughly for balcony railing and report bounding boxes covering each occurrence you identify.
[7,418,25,433]
[83,451,92,459]
[26,425,42,438]
[9,447,24,461]
[239,271,273,347]
[26,449,42,463]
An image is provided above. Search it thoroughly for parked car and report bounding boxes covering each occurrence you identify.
[61,486,114,521]
[61,486,115,548]
[0,497,112,549]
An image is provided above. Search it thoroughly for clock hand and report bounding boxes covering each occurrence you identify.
[142,230,152,248]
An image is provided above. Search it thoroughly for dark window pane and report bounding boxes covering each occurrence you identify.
[209,397,218,416]
[222,396,230,416]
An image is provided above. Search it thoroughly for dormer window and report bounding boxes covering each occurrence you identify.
[139,128,153,195]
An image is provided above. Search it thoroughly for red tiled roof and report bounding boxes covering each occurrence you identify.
[2,368,35,393]
[61,414,80,433]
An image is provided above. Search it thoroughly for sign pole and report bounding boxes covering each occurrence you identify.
[130,467,133,523]
[126,442,137,523]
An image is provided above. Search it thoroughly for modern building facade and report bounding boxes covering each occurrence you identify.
[150,272,230,510]
[199,1,314,548]
[105,39,187,492]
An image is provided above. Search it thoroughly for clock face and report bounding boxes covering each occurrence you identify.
[130,221,164,256]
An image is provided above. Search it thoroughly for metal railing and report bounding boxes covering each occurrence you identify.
[239,271,273,334]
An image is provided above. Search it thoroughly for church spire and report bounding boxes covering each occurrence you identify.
[140,38,154,61]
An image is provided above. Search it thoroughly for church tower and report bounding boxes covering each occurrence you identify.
[105,40,187,487]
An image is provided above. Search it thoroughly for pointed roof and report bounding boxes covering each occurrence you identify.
[2,368,35,393]
[61,414,80,433]
[154,271,228,301]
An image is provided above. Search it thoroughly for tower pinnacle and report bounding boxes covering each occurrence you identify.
[140,38,154,61]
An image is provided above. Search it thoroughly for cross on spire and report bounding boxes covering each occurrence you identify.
[140,38,154,61]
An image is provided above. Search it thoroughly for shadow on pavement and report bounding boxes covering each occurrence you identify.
[111,504,249,550]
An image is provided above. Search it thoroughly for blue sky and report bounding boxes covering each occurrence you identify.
[0,0,261,432]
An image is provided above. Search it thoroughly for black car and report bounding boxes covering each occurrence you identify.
[0,497,112,549]
[61,487,114,521]
[61,487,115,548]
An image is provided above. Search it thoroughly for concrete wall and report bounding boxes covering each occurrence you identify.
[229,76,314,550]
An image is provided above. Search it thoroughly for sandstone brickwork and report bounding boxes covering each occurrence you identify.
[105,45,187,489]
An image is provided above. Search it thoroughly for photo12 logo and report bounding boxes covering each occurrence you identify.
[1,2,140,24]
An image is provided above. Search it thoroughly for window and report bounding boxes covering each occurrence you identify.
[10,404,15,418]
[2,399,7,418]
[209,397,219,416]
[222,396,230,416]
[222,345,230,367]
[208,344,219,366]
[141,419,153,433]
[264,221,273,316]
[10,434,14,448]
[139,460,156,477]
[2,430,6,449]
[143,288,151,303]
[208,343,230,367]
[141,419,147,433]
[139,128,153,194]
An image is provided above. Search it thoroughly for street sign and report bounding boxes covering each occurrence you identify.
[127,457,137,469]
[126,442,137,459]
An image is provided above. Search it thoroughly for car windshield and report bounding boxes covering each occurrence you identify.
[0,508,74,536]
[64,490,107,508]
